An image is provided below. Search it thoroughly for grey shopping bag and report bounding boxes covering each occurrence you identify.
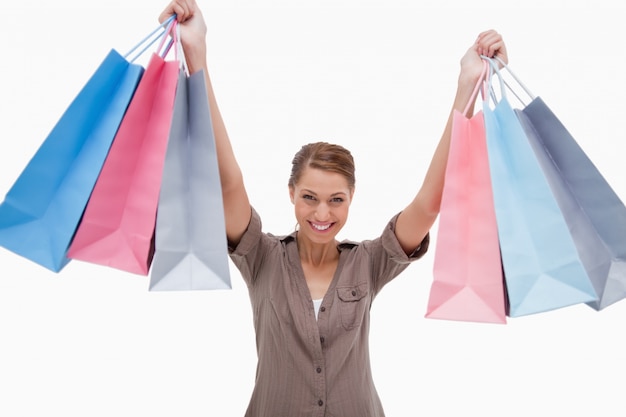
[493,57,626,311]
[149,69,231,291]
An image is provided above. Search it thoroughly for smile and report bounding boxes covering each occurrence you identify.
[310,222,333,231]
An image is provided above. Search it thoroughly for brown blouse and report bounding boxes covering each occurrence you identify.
[229,208,429,417]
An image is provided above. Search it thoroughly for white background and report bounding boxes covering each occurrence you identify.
[1,1,625,416]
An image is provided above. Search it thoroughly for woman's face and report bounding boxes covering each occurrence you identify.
[289,167,354,244]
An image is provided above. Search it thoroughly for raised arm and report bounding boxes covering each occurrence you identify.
[159,1,252,247]
[394,30,508,255]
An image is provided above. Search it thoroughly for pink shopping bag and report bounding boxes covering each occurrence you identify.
[67,20,181,275]
[426,60,507,324]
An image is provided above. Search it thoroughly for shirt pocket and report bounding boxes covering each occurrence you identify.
[336,282,369,330]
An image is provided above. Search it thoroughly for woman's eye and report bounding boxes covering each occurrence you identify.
[330,197,344,204]
[302,194,316,201]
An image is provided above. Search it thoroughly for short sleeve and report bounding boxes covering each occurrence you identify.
[228,207,263,256]
[228,207,266,287]
[381,212,430,264]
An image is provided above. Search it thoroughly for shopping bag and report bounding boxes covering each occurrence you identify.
[481,57,597,317]
[426,61,507,324]
[67,19,181,276]
[0,16,175,272]
[149,68,231,291]
[490,57,626,311]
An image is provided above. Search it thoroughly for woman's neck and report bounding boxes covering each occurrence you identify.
[295,233,339,267]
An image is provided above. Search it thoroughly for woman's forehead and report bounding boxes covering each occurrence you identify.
[296,168,351,192]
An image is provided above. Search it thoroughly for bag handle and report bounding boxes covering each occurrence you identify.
[482,56,509,107]
[492,56,535,103]
[124,14,177,62]
[175,22,189,75]
[158,20,188,71]
[482,56,536,107]
[462,59,489,116]
[156,17,178,59]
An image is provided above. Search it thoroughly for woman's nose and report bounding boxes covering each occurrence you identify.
[315,203,330,220]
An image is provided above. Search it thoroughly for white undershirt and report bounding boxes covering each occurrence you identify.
[312,298,323,320]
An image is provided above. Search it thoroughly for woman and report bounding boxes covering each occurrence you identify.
[159,1,507,416]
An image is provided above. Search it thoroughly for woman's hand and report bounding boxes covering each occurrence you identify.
[158,0,208,73]
[459,29,508,86]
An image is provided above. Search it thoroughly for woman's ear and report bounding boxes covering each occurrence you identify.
[289,186,295,204]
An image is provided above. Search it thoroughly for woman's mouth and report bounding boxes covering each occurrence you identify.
[309,221,333,232]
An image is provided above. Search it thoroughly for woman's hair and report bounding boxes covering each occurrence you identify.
[288,142,355,190]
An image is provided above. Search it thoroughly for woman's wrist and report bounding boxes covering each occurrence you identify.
[185,53,208,74]
[181,40,208,74]
[457,66,483,90]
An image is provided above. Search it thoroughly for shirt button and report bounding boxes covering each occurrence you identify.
[316,367,322,373]
[320,336,325,344]
[351,290,357,296]
[320,306,326,312]
[318,400,324,407]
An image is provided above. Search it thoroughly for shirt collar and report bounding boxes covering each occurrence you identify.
[279,232,359,251]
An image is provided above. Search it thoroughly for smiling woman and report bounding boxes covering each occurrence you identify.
[289,142,355,244]
[156,0,507,415]
[288,144,355,299]
[2,1,626,417]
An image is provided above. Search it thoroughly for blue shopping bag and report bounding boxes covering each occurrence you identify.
[0,16,175,272]
[67,18,180,276]
[481,57,597,317]
[489,56,626,312]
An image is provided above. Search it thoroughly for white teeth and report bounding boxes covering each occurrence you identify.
[312,223,331,231]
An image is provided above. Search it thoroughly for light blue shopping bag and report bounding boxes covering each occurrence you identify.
[481,57,597,317]
[488,56,626,312]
